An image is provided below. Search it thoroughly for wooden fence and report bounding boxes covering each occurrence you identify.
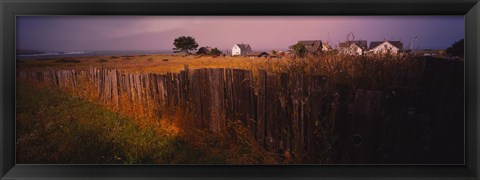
[17,58,464,164]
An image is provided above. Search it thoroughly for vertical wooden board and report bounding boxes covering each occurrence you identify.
[157,75,166,109]
[61,71,65,87]
[141,74,146,105]
[289,74,298,155]
[256,70,267,146]
[143,74,149,105]
[103,69,112,102]
[225,69,234,121]
[189,69,203,129]
[52,69,58,86]
[118,70,124,95]
[176,73,182,106]
[56,71,61,87]
[348,89,384,163]
[113,70,119,107]
[155,75,165,117]
[179,70,189,107]
[107,70,112,101]
[150,74,158,101]
[245,70,256,137]
[135,74,142,104]
[307,75,327,159]
[58,71,62,87]
[97,69,101,95]
[133,74,139,103]
[177,72,182,106]
[295,74,307,157]
[103,69,107,101]
[173,73,180,106]
[129,74,135,102]
[199,69,211,129]
[174,73,182,106]
[207,68,226,133]
[144,73,151,100]
[151,73,157,100]
[265,73,279,152]
[279,73,291,153]
[58,70,62,87]
[103,70,108,102]
[170,73,175,106]
[72,70,78,88]
[232,69,255,133]
[99,69,104,101]
[67,70,71,87]
[126,73,130,99]
[68,70,72,87]
[232,69,244,123]
[165,73,173,106]
[125,73,131,100]
[65,70,73,88]
[55,71,60,87]
[108,70,113,101]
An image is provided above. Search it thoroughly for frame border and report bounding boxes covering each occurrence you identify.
[1,0,479,179]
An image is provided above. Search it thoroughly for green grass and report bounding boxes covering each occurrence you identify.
[16,80,225,164]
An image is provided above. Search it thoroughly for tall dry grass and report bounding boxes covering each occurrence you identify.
[255,53,424,91]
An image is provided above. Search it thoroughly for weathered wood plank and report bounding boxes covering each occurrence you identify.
[348,89,384,163]
[207,68,226,133]
[232,69,255,136]
[190,69,204,129]
[225,69,234,121]
[278,73,291,155]
[256,70,267,146]
[265,73,280,152]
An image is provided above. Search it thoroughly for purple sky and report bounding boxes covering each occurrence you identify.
[16,16,464,52]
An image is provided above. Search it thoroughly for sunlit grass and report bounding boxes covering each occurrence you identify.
[16,80,225,164]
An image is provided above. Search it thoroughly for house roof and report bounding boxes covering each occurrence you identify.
[339,40,368,49]
[235,44,251,50]
[247,51,268,56]
[369,41,403,50]
[196,46,214,54]
[200,46,213,51]
[297,40,322,52]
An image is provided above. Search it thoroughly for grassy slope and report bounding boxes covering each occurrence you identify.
[16,81,224,164]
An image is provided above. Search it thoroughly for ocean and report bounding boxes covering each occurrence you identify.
[16,50,172,60]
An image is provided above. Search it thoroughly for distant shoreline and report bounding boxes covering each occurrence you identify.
[16,50,173,60]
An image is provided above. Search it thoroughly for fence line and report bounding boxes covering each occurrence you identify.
[17,58,464,163]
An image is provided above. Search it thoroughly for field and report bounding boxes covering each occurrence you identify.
[16,53,464,164]
[17,54,262,74]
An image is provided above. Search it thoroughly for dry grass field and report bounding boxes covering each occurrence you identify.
[17,54,267,74]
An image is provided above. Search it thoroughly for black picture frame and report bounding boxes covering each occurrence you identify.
[1,0,479,179]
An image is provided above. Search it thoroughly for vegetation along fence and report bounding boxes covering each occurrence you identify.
[17,58,464,164]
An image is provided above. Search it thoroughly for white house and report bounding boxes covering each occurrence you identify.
[322,41,333,52]
[368,40,403,54]
[231,43,252,56]
[339,40,368,55]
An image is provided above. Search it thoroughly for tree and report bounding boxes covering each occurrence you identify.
[271,50,277,55]
[173,36,199,55]
[208,48,222,56]
[291,43,306,57]
[446,39,464,58]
